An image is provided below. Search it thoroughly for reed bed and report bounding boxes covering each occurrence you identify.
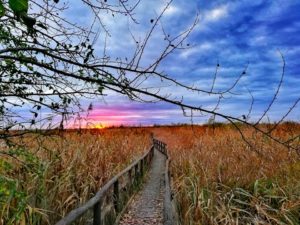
[0,128,151,225]
[1,124,299,225]
[153,124,300,225]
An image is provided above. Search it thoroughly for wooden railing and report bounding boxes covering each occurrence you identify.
[153,138,178,225]
[153,138,167,155]
[54,145,154,225]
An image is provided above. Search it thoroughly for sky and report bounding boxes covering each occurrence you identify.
[62,0,300,127]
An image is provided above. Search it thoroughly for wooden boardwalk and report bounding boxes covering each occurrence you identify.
[119,150,166,225]
[54,138,176,225]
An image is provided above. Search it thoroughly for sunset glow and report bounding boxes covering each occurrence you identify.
[79,103,188,128]
[87,109,140,127]
[92,124,107,129]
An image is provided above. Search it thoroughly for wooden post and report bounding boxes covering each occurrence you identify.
[148,151,151,165]
[128,168,132,193]
[146,153,149,166]
[113,180,120,213]
[140,159,144,176]
[152,146,154,158]
[93,201,101,225]
[135,164,139,181]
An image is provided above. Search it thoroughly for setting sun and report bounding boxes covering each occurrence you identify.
[92,124,107,129]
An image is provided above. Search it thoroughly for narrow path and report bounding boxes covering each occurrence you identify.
[119,150,166,225]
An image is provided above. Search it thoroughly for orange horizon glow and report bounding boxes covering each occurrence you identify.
[92,124,107,129]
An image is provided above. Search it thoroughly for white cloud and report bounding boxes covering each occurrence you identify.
[163,5,180,16]
[195,4,229,31]
[204,5,228,22]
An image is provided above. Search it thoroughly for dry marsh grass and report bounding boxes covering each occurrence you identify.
[0,123,299,225]
[152,124,300,224]
[0,128,151,225]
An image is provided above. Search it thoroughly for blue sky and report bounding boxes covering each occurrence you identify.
[64,0,300,126]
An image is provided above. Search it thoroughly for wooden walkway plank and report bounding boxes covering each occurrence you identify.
[119,150,166,225]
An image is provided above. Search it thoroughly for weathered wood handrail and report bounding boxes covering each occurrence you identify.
[54,145,154,225]
[153,139,167,156]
